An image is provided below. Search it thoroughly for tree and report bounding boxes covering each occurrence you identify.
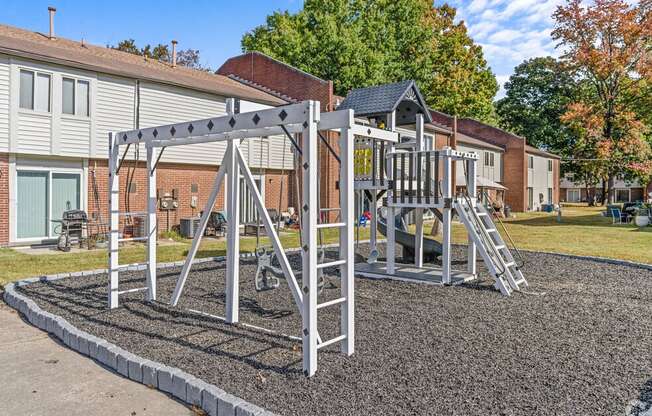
[552,0,652,203]
[495,57,580,155]
[111,40,210,70]
[241,0,498,122]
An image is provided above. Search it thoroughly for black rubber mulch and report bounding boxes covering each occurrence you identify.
[16,245,652,416]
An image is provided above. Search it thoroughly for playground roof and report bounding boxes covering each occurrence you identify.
[338,80,433,126]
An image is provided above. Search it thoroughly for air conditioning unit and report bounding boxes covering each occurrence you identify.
[180,217,201,238]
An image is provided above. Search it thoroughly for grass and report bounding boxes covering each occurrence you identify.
[414,204,652,264]
[0,226,370,286]
[1,204,650,286]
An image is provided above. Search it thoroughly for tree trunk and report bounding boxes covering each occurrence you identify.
[607,175,616,204]
[601,180,608,205]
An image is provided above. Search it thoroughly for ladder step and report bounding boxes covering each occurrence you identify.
[504,261,516,267]
[316,222,346,229]
[485,228,497,233]
[495,244,506,250]
[117,286,148,295]
[119,236,148,242]
[114,262,148,272]
[515,278,527,285]
[316,259,347,270]
[317,334,347,350]
[317,297,346,310]
[477,212,488,217]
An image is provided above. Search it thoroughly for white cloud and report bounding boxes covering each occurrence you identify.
[487,29,523,43]
[495,74,511,99]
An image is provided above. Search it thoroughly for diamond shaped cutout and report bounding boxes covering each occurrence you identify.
[279,109,287,121]
[187,124,194,133]
[303,162,309,170]
[303,204,309,212]
[207,120,214,130]
[252,114,260,125]
[303,121,308,129]
[137,131,143,139]
[122,134,127,141]
[152,129,158,138]
[170,126,176,136]
[303,328,308,336]
[229,117,236,128]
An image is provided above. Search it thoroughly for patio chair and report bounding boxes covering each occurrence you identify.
[611,208,628,224]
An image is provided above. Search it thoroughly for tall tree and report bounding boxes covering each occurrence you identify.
[552,0,652,202]
[241,0,498,122]
[496,57,580,155]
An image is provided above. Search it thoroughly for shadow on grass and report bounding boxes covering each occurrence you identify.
[503,213,649,229]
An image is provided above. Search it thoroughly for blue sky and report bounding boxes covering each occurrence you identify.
[0,0,560,99]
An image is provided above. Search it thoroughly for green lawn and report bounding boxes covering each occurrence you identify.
[1,204,649,286]
[0,226,369,286]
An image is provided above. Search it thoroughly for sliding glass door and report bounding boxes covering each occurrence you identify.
[16,169,82,241]
[16,171,49,239]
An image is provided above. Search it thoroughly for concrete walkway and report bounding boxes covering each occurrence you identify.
[0,300,193,416]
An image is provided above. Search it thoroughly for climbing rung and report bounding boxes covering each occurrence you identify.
[114,262,148,272]
[477,212,488,217]
[317,297,346,310]
[515,278,527,285]
[316,222,345,229]
[485,228,497,233]
[317,334,347,350]
[119,236,148,242]
[117,286,148,295]
[505,261,516,267]
[316,259,347,270]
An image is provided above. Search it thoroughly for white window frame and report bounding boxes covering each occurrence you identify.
[62,76,91,118]
[615,188,631,203]
[547,159,553,172]
[528,155,534,169]
[566,189,580,202]
[13,164,85,242]
[548,187,553,203]
[18,68,52,114]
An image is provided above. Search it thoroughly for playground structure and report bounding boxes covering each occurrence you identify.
[106,80,528,377]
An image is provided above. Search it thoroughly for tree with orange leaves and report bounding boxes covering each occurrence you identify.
[553,0,652,203]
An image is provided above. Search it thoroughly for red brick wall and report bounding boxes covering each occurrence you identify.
[219,52,341,220]
[0,153,8,245]
[87,159,292,236]
[218,52,334,111]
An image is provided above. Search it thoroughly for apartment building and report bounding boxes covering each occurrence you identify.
[560,174,651,203]
[0,22,297,246]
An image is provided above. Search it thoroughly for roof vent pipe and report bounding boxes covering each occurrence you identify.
[48,6,56,40]
[171,40,178,67]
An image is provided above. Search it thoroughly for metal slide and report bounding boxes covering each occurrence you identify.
[377,208,443,259]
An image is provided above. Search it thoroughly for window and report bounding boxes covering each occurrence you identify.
[567,189,580,202]
[615,189,630,202]
[548,188,553,203]
[528,156,534,169]
[239,176,263,224]
[528,187,533,210]
[19,70,51,112]
[548,160,553,172]
[484,152,495,167]
[62,77,90,116]
[424,134,434,151]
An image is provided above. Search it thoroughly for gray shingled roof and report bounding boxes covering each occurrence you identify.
[337,80,433,125]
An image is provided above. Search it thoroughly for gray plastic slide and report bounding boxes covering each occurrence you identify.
[377,209,442,256]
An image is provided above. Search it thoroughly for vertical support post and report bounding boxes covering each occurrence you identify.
[146,144,157,301]
[385,111,397,275]
[442,148,453,284]
[369,191,377,255]
[339,116,355,355]
[225,98,240,324]
[225,143,240,323]
[467,158,477,276]
[414,114,424,268]
[108,133,120,309]
[302,100,319,377]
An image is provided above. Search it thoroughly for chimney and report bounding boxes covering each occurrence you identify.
[171,40,178,67]
[48,6,56,39]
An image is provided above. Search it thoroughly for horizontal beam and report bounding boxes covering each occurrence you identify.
[115,101,317,146]
[149,125,304,148]
[351,124,399,143]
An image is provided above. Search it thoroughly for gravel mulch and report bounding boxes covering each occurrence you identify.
[16,244,652,416]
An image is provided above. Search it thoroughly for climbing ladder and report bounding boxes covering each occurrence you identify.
[455,196,528,296]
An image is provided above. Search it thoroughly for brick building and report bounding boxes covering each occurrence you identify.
[220,52,561,213]
[0,21,298,246]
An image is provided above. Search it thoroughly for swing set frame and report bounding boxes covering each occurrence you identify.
[107,98,397,376]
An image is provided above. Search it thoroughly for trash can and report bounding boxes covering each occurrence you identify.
[504,205,512,218]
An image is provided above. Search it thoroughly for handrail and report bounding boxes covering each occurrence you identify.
[480,190,526,269]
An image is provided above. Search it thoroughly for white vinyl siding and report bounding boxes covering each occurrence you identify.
[60,117,91,156]
[0,56,9,151]
[527,153,555,210]
[456,144,503,185]
[17,112,51,154]
[139,82,228,165]
[95,75,135,157]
